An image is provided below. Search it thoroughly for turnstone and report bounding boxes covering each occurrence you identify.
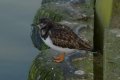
[32,18,92,63]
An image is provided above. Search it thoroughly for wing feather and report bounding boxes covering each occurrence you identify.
[49,24,92,51]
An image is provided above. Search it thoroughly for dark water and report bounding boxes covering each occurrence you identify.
[0,0,41,80]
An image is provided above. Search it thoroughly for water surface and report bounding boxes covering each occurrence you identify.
[0,0,41,80]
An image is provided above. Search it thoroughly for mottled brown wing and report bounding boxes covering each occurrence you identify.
[50,24,92,51]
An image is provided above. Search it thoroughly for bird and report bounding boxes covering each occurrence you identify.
[32,18,92,63]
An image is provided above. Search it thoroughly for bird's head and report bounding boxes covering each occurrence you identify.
[38,18,53,30]
[31,18,53,39]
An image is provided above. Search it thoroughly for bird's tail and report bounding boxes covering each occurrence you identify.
[78,38,94,52]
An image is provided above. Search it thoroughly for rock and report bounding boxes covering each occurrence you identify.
[74,70,85,75]
[70,0,86,4]
[28,51,64,80]
[59,20,89,32]
[110,29,120,38]
[42,0,71,4]
[118,77,120,80]
[59,20,79,28]
[29,0,93,79]
[89,72,93,76]
[41,0,93,21]
[116,34,120,38]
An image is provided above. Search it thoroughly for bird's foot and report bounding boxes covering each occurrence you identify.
[53,53,65,63]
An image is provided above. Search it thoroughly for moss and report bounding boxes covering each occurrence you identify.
[32,4,69,25]
[28,51,64,80]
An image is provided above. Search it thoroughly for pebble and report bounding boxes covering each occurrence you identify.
[116,34,120,38]
[74,70,85,75]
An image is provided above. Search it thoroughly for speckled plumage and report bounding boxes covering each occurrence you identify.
[37,18,92,52]
[50,23,92,51]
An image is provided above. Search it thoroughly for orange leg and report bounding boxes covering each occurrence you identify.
[53,53,65,63]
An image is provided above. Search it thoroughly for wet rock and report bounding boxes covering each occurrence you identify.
[116,34,120,38]
[28,50,64,80]
[110,29,120,38]
[70,0,86,4]
[29,0,93,79]
[40,0,93,21]
[59,20,89,32]
[28,50,89,80]
[74,70,85,75]
[118,77,120,80]
[42,0,70,4]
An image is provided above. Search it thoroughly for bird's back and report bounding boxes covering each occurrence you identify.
[49,22,92,51]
